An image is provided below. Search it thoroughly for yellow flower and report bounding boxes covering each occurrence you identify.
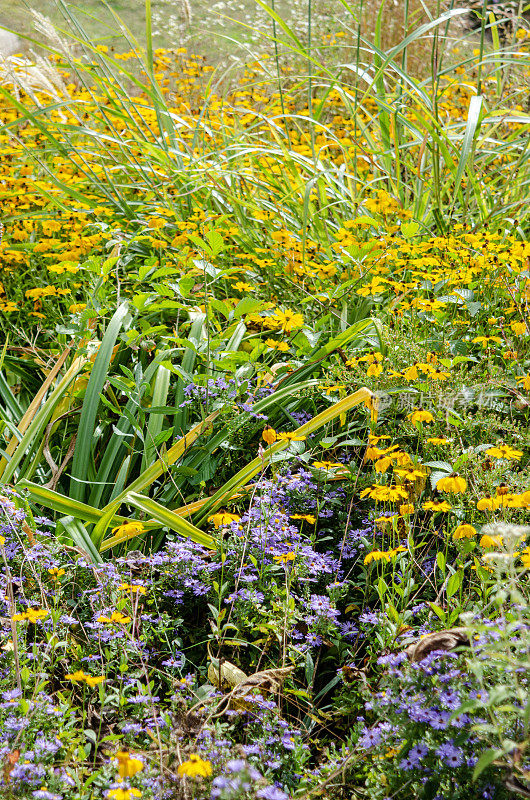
[115,752,144,780]
[312,460,344,470]
[265,339,289,352]
[364,550,391,564]
[271,308,304,333]
[422,500,452,512]
[273,552,296,564]
[12,609,48,624]
[48,567,65,579]
[97,611,132,625]
[262,426,277,445]
[65,670,88,682]
[276,432,306,442]
[366,362,383,377]
[374,456,393,473]
[108,789,142,800]
[486,444,523,461]
[429,370,450,381]
[177,754,213,778]
[208,512,240,527]
[119,584,147,595]
[364,546,406,564]
[426,437,448,445]
[453,524,477,540]
[436,474,467,494]
[521,548,530,568]
[516,375,530,391]
[85,675,105,687]
[111,522,145,538]
[407,408,434,424]
[480,534,503,548]
[290,514,316,524]
[399,503,415,516]
[360,485,408,502]
[476,496,501,511]
[510,321,527,335]
[472,336,502,347]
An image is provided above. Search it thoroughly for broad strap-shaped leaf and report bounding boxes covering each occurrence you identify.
[70,303,130,502]
[101,492,215,551]
[194,387,376,525]
[98,409,220,514]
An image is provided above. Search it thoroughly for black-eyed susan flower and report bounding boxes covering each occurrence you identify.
[97,611,131,625]
[453,524,477,540]
[476,495,501,511]
[111,522,145,537]
[277,432,306,442]
[486,444,523,461]
[177,754,212,778]
[262,426,277,445]
[407,408,434,424]
[115,752,144,780]
[436,474,467,493]
[208,512,240,527]
[472,336,502,348]
[422,500,452,512]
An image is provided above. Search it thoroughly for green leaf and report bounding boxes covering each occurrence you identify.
[194,387,376,525]
[16,479,140,529]
[446,569,463,599]
[473,748,504,781]
[70,303,129,502]
[141,364,171,472]
[56,516,103,564]
[103,492,215,550]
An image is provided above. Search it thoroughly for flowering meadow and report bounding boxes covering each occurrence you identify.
[0,2,530,798]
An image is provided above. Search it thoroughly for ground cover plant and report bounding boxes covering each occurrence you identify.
[0,0,530,797]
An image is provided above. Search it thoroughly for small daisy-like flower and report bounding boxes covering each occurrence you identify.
[276,432,306,442]
[115,752,144,780]
[407,408,434,424]
[422,500,452,512]
[476,495,501,511]
[177,754,212,778]
[480,534,503,548]
[453,523,477,540]
[208,512,240,527]
[262,426,277,445]
[436,474,467,493]
[426,437,448,445]
[486,444,523,461]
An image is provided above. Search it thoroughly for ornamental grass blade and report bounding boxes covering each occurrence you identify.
[70,303,129,503]
[450,95,483,217]
[0,356,87,485]
[101,492,215,551]
[194,387,375,525]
